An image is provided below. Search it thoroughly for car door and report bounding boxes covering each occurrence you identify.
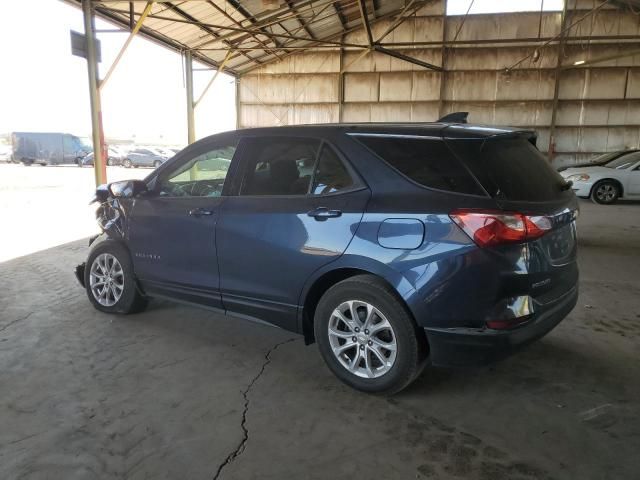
[623,156,640,196]
[216,135,370,331]
[127,137,240,308]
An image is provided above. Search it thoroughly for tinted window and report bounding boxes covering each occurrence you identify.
[158,144,236,197]
[240,138,320,196]
[356,136,484,195]
[311,146,353,195]
[448,137,566,202]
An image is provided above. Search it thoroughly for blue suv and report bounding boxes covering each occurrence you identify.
[76,122,579,394]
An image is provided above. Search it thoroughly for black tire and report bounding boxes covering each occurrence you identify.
[153,160,162,168]
[591,180,620,205]
[123,159,132,168]
[84,240,148,314]
[76,158,83,167]
[107,158,114,166]
[314,275,428,395]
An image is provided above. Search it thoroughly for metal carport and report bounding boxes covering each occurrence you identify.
[65,0,640,185]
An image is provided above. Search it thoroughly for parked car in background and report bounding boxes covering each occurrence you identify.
[557,149,640,172]
[81,148,124,167]
[124,148,167,168]
[11,132,90,166]
[75,122,579,394]
[561,150,640,204]
[156,147,177,159]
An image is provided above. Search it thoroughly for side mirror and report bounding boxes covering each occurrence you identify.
[108,179,148,198]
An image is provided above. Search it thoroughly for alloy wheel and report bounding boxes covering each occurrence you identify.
[595,183,617,202]
[89,253,125,307]
[327,300,397,379]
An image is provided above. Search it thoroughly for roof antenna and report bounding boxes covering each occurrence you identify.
[438,112,469,124]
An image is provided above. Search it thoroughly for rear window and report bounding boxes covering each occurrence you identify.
[447,137,566,202]
[355,135,485,196]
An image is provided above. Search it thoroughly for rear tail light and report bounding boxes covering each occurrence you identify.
[450,210,553,247]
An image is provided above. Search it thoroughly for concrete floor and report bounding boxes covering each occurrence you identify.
[1,164,639,479]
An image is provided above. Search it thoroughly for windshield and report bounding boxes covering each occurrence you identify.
[605,154,638,169]
[590,152,619,163]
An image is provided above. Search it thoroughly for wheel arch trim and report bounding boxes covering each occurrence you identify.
[296,255,417,344]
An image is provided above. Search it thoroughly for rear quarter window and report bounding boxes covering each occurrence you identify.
[354,135,485,196]
[447,137,566,202]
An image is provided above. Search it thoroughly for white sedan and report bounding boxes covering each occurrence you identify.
[560,151,640,204]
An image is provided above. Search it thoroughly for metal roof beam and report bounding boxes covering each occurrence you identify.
[76,2,236,75]
[100,0,154,90]
[357,0,374,47]
[159,2,260,66]
[333,2,348,30]
[285,0,317,39]
[205,0,282,58]
[373,45,443,71]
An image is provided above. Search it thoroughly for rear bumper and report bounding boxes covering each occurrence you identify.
[425,285,578,367]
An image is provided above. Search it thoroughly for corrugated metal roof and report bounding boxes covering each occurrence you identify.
[64,0,419,76]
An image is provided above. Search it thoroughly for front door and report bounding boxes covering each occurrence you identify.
[128,139,239,308]
[217,136,370,330]
[626,158,640,196]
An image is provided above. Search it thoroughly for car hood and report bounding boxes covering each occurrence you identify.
[561,166,613,176]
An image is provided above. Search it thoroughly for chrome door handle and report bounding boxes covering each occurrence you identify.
[307,207,342,221]
[188,208,214,217]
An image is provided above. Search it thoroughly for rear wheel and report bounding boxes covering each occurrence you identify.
[591,180,620,205]
[84,241,148,314]
[123,158,132,168]
[76,158,83,167]
[107,158,114,166]
[314,275,428,395]
[153,160,162,168]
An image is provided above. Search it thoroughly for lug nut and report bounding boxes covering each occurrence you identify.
[368,340,373,346]
[364,329,369,335]
[359,345,365,350]
[352,336,357,342]
[354,327,360,332]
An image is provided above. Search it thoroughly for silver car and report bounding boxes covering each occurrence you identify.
[124,148,167,168]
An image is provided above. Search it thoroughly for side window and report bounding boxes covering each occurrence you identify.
[157,144,237,197]
[355,135,484,196]
[240,138,320,196]
[311,145,353,195]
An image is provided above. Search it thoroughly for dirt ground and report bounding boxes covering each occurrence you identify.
[0,163,639,479]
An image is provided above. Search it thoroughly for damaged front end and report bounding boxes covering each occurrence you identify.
[75,180,142,288]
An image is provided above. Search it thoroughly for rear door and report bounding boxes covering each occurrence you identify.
[127,137,239,308]
[216,135,370,331]
[447,135,579,305]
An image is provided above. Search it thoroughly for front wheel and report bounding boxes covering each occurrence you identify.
[314,275,428,395]
[84,241,148,314]
[153,160,162,168]
[591,180,620,205]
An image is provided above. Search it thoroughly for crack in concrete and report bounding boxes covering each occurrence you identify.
[212,337,296,480]
[0,312,34,333]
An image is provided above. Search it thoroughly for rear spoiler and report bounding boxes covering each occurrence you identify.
[438,112,468,124]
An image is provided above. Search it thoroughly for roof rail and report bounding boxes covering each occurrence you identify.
[438,112,469,123]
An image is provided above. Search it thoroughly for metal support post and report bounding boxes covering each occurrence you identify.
[82,0,107,186]
[185,50,195,144]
